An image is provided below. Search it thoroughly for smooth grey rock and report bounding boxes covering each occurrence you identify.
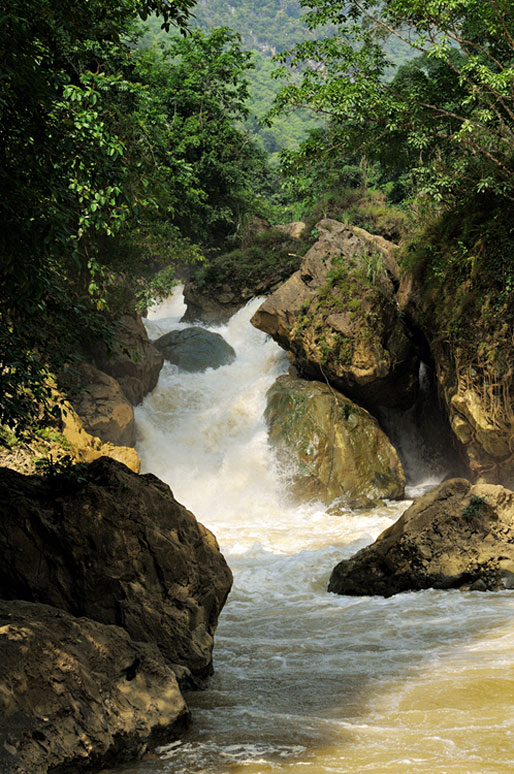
[154,327,236,372]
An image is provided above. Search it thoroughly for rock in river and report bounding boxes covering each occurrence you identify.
[0,457,232,682]
[252,219,419,411]
[265,375,405,508]
[0,600,189,774]
[328,478,514,596]
[154,327,236,372]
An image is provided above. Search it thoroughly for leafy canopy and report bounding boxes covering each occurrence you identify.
[271,0,514,204]
[0,1,266,435]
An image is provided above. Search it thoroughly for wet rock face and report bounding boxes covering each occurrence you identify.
[397,268,514,487]
[251,219,419,411]
[265,375,405,508]
[91,314,164,405]
[0,600,190,774]
[154,327,236,372]
[182,283,248,325]
[328,479,514,596]
[0,457,232,682]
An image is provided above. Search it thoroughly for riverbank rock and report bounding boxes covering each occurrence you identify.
[182,228,307,324]
[265,375,405,507]
[328,478,514,596]
[0,457,232,682]
[60,400,140,472]
[182,282,249,324]
[397,259,514,487]
[69,363,136,447]
[0,600,190,774]
[154,327,236,372]
[251,219,419,410]
[91,314,163,405]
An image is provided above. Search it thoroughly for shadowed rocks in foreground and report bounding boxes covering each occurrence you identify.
[0,457,233,772]
[0,600,190,774]
[329,479,514,596]
[0,457,232,683]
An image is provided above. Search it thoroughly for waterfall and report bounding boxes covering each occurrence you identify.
[117,286,514,774]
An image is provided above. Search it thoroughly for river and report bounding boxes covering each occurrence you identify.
[113,287,514,774]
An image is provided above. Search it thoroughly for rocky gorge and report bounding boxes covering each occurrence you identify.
[182,215,514,593]
[2,213,514,772]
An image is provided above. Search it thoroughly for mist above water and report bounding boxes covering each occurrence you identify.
[115,287,514,774]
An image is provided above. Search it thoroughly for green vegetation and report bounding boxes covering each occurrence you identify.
[0,2,269,437]
[463,495,487,520]
[273,0,514,204]
[272,0,514,386]
[3,0,514,450]
[193,228,313,294]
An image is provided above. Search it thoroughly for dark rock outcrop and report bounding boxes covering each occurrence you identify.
[182,227,307,324]
[154,327,236,372]
[398,273,514,487]
[69,362,136,447]
[91,314,164,405]
[0,600,190,774]
[0,457,232,682]
[265,375,405,507]
[328,478,514,596]
[251,219,419,411]
[182,283,249,325]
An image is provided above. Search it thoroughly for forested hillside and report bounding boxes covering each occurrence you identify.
[142,0,415,156]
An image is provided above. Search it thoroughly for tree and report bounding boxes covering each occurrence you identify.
[136,28,267,245]
[0,3,265,435]
[271,0,514,204]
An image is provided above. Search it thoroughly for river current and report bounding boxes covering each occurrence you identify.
[113,288,514,774]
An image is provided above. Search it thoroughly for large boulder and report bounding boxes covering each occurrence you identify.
[252,219,419,410]
[0,457,232,682]
[182,283,248,325]
[182,228,306,324]
[154,327,236,372]
[265,375,405,508]
[328,478,514,596]
[69,362,136,447]
[0,600,189,774]
[91,314,164,405]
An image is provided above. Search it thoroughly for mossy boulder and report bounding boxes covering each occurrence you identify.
[252,219,419,411]
[265,375,405,508]
[154,327,236,372]
[182,228,308,324]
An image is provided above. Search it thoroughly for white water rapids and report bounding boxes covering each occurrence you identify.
[113,288,514,774]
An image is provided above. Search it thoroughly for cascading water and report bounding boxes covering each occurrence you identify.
[112,287,514,774]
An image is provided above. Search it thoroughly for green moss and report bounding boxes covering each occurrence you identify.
[303,187,410,243]
[462,495,486,520]
[193,228,314,295]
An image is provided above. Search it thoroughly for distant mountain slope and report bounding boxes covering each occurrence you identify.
[142,1,415,157]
